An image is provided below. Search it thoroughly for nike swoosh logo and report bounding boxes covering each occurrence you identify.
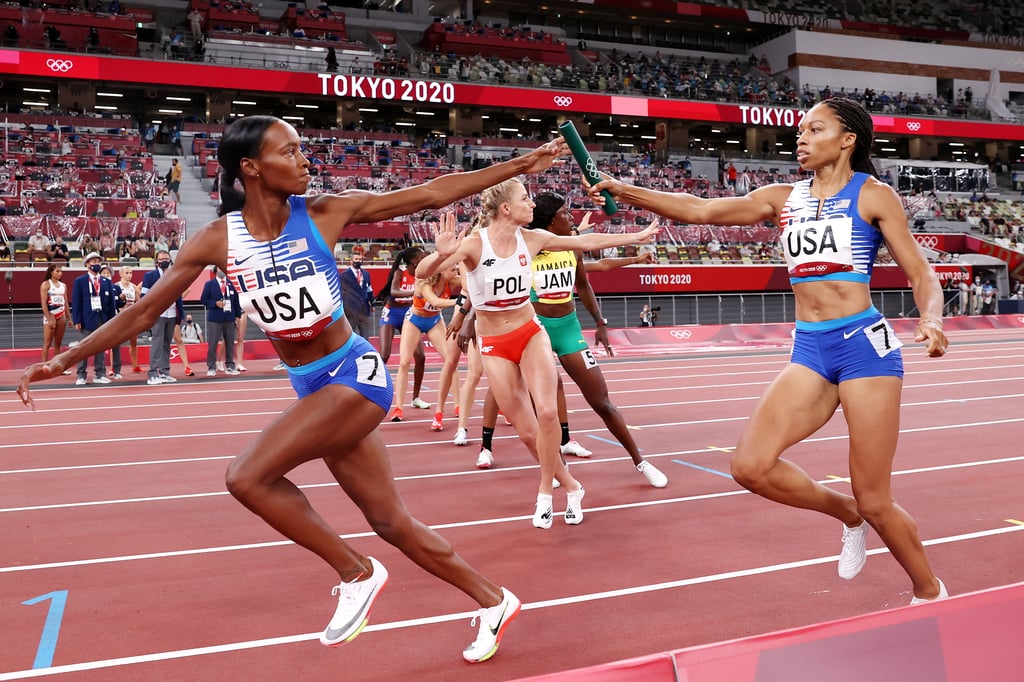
[488,603,509,635]
[234,253,254,265]
[843,326,864,340]
[327,359,347,377]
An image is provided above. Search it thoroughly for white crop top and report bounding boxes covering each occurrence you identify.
[464,228,533,312]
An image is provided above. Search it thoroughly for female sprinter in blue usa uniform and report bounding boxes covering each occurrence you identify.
[416,179,660,530]
[588,98,949,604]
[17,116,572,662]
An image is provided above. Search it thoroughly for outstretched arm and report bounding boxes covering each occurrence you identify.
[309,138,569,241]
[17,222,223,408]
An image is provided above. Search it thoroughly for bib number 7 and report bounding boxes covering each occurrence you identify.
[864,320,903,358]
[356,352,388,388]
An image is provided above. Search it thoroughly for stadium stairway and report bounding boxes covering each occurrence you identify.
[155,145,218,239]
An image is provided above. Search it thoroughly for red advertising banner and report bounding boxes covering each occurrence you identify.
[0,262,972,305]
[1,49,1022,142]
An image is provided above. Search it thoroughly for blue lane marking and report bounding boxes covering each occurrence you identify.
[22,590,68,669]
[672,458,733,479]
[584,434,631,449]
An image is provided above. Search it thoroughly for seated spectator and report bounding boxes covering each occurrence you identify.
[130,236,151,258]
[79,233,97,255]
[92,202,112,218]
[99,229,116,252]
[28,230,51,261]
[49,236,70,264]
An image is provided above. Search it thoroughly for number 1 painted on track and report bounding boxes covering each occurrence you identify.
[22,590,68,669]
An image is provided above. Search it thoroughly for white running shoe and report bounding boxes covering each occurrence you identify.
[236,364,247,372]
[463,588,521,663]
[207,369,217,377]
[838,521,869,580]
[453,427,468,446]
[160,374,177,383]
[476,447,493,469]
[226,368,241,376]
[910,578,949,605]
[93,375,112,384]
[111,373,123,380]
[216,361,226,372]
[532,493,553,529]
[320,557,389,647]
[75,377,87,386]
[564,487,585,525]
[560,440,592,458]
[411,397,431,409]
[637,461,668,488]
[146,376,164,385]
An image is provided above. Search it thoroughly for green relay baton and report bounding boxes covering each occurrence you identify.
[557,120,618,216]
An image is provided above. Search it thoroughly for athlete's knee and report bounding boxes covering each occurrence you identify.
[225,458,262,503]
[365,507,416,545]
[854,491,896,526]
[590,397,618,420]
[730,450,772,490]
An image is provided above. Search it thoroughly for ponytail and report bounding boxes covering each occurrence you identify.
[215,115,280,217]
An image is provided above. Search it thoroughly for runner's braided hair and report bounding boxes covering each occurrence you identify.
[375,246,425,304]
[216,115,279,216]
[822,98,879,178]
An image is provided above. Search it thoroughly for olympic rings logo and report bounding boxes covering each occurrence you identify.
[553,96,573,108]
[906,121,922,132]
[46,58,74,72]
[669,329,692,339]
[916,235,939,248]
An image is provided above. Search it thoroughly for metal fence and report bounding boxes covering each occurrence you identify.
[0,290,927,351]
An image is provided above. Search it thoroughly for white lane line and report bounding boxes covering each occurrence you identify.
[4,455,1023,569]
[0,523,1020,680]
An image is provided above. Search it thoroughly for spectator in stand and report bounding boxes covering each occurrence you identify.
[325,47,339,72]
[188,7,204,37]
[28,229,50,261]
[49,236,70,264]
[202,267,240,376]
[79,233,98,256]
[168,159,183,203]
[98,228,116,253]
[0,240,11,261]
[71,252,116,385]
[92,202,112,218]
[40,263,70,364]
[113,264,142,373]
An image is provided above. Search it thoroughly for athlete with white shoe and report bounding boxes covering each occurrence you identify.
[589,98,947,603]
[416,180,660,528]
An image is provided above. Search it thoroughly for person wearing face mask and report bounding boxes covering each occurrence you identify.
[340,248,374,338]
[201,267,240,377]
[70,252,116,385]
[139,249,185,385]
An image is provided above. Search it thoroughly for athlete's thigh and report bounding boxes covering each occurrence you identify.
[481,355,528,413]
[322,428,407,519]
[397,319,422,361]
[236,384,384,481]
[838,375,903,498]
[738,363,841,458]
[518,332,560,413]
[558,348,609,401]
[424,322,451,362]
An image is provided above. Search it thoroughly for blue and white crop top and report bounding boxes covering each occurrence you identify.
[464,228,534,312]
[778,172,882,285]
[226,195,344,341]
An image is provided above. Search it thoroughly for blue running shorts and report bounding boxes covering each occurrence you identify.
[380,304,410,328]
[404,310,441,334]
[791,306,904,384]
[286,333,394,412]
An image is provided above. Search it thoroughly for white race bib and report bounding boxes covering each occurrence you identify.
[782,217,854,277]
[240,272,333,339]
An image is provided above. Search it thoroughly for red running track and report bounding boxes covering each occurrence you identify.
[1,327,1023,681]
